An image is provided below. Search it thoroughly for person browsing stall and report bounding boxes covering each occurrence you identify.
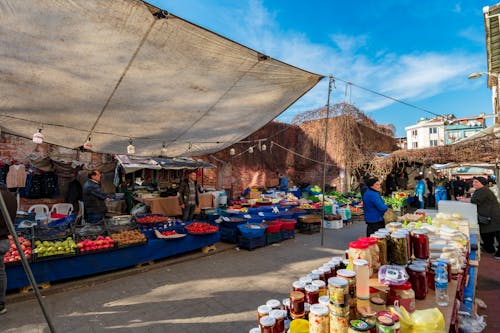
[178,170,199,222]
[362,177,388,237]
[0,185,17,314]
[82,170,110,224]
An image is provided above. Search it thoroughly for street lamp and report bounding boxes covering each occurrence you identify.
[469,71,500,125]
[468,71,500,79]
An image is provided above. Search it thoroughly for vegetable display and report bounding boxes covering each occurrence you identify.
[185,222,219,234]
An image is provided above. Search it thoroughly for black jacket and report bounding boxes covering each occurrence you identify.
[0,186,17,239]
[178,179,199,206]
[471,186,500,233]
[82,179,108,215]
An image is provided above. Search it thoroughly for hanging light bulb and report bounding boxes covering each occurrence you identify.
[248,146,254,154]
[229,148,235,156]
[161,142,168,155]
[32,129,44,144]
[261,143,267,151]
[127,138,135,154]
[83,136,93,150]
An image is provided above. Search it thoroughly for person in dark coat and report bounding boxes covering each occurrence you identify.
[178,170,199,222]
[66,178,83,215]
[0,185,17,314]
[82,170,110,223]
[458,176,500,258]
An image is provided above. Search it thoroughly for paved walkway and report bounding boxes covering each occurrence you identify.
[475,253,500,333]
[2,222,499,332]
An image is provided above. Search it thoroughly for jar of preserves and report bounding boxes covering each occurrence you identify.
[290,291,305,319]
[325,262,337,279]
[312,269,325,283]
[427,265,436,291]
[320,265,333,281]
[388,234,408,265]
[387,281,415,313]
[259,316,276,333]
[337,269,357,307]
[329,312,349,333]
[257,304,272,322]
[348,241,371,273]
[369,297,386,313]
[300,276,313,285]
[309,273,320,281]
[282,298,291,318]
[348,319,371,332]
[407,264,427,300]
[292,281,306,293]
[305,284,320,305]
[411,229,429,259]
[269,309,286,333]
[266,299,281,310]
[328,277,349,305]
[372,234,388,266]
[309,303,330,333]
[312,279,327,297]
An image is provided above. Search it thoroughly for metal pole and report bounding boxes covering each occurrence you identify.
[321,76,334,247]
[0,192,57,333]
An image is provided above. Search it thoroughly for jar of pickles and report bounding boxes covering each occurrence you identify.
[312,279,327,297]
[407,264,427,300]
[328,277,349,306]
[329,312,349,333]
[305,284,320,305]
[348,241,371,273]
[358,237,380,272]
[290,291,305,319]
[372,233,387,266]
[319,295,330,306]
[387,281,415,313]
[309,304,330,333]
[388,234,408,265]
[411,229,429,259]
[337,269,357,308]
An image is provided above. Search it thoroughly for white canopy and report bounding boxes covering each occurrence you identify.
[0,0,322,157]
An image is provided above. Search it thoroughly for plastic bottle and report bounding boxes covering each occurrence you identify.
[434,267,449,307]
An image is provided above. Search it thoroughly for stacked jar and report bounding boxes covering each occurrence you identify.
[269,309,287,333]
[312,279,327,297]
[337,269,357,317]
[387,234,408,265]
[411,229,429,260]
[289,291,305,319]
[371,233,388,266]
[348,241,372,275]
[358,237,380,274]
[309,304,330,333]
[327,276,350,330]
[407,264,427,300]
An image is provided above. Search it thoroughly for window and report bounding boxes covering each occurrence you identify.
[429,127,437,134]
[412,142,418,148]
[429,139,438,147]
[411,129,418,137]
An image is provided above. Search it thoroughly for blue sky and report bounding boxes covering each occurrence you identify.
[148,0,495,136]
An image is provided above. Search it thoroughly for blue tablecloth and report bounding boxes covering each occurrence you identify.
[6,233,219,290]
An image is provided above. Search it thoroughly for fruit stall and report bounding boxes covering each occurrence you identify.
[5,214,219,291]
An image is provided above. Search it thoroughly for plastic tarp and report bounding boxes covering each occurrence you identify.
[116,154,215,173]
[0,0,322,157]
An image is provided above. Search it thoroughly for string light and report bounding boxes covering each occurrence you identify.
[127,138,135,154]
[229,148,235,156]
[161,142,168,155]
[32,129,44,144]
[83,136,93,150]
[248,146,254,154]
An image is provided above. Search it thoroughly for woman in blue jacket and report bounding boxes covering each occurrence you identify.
[362,177,388,236]
[414,176,425,209]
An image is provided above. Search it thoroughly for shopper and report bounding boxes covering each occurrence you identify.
[0,185,17,314]
[434,175,448,205]
[425,177,435,208]
[458,177,500,258]
[178,170,199,222]
[82,170,110,223]
[415,176,425,209]
[278,173,289,192]
[362,177,388,236]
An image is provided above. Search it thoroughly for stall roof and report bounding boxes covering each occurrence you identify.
[116,155,215,174]
[0,0,322,157]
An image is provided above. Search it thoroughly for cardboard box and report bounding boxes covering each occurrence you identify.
[245,191,262,199]
[323,220,343,229]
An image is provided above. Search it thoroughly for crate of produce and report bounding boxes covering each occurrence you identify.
[219,226,240,244]
[110,229,148,248]
[238,234,266,250]
[135,214,168,224]
[281,229,295,240]
[221,217,247,229]
[32,237,78,260]
[265,221,282,234]
[185,222,219,235]
[298,221,320,234]
[266,232,281,245]
[76,235,116,254]
[237,223,267,238]
[278,219,297,230]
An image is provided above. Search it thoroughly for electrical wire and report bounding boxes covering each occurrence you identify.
[270,141,335,166]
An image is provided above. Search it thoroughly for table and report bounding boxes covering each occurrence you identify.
[6,233,219,290]
[138,193,214,217]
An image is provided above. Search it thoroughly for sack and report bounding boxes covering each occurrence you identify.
[478,215,492,225]
[384,208,398,224]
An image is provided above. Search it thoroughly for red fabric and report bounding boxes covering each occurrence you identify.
[50,212,67,219]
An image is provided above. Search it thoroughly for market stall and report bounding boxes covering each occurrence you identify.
[138,193,214,216]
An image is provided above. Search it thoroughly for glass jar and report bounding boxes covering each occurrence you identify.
[341,259,350,270]
[369,296,386,313]
[377,311,400,333]
[325,262,337,279]
[266,299,281,310]
[376,315,394,333]
[387,281,415,313]
[312,279,327,297]
[328,276,349,306]
[348,319,371,332]
[309,303,330,333]
[369,287,386,303]
[308,273,320,281]
[329,312,349,333]
[358,237,380,272]
[319,295,330,306]
[359,309,377,333]
[269,309,286,333]
[386,222,402,233]
[305,284,320,305]
[348,241,371,274]
[427,265,436,291]
[337,269,357,308]
[407,264,428,300]
[388,234,408,265]
[372,234,388,266]
[257,304,272,323]
[411,229,429,259]
[290,291,305,319]
[320,265,333,281]
[282,298,291,318]
[292,281,306,293]
[300,276,313,285]
[259,316,276,333]
[354,259,370,301]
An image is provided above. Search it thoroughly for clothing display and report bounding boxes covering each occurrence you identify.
[6,164,26,188]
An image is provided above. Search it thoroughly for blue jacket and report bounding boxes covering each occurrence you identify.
[415,179,425,195]
[362,188,388,223]
[278,176,288,191]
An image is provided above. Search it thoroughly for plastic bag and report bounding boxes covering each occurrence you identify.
[390,305,445,333]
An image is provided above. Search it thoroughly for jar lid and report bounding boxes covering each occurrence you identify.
[257,305,272,314]
[249,328,261,333]
[342,259,350,266]
[353,259,369,267]
[266,299,281,308]
[324,262,335,268]
[328,276,348,287]
[349,241,369,249]
[304,303,310,311]
[290,291,305,300]
[305,284,319,292]
[292,281,306,289]
[299,276,313,284]
[386,222,402,228]
[349,319,370,331]
[282,298,290,306]
[311,269,323,275]
[358,237,378,245]
[308,273,320,280]
[408,264,426,272]
[370,296,385,305]
[378,311,399,323]
[337,269,356,278]
[372,233,387,239]
[318,295,330,305]
[391,233,406,239]
[260,316,276,327]
[312,279,326,288]
[269,309,286,319]
[412,229,428,235]
[377,315,394,326]
[318,266,330,274]
[390,281,412,290]
[309,303,329,316]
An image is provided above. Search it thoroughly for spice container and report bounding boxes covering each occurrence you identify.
[259,316,276,333]
[269,309,286,333]
[388,234,408,265]
[312,279,327,297]
[369,297,386,313]
[290,291,305,319]
[407,264,427,300]
[372,233,388,266]
[387,281,415,313]
[348,319,371,332]
[329,312,349,333]
[305,284,320,305]
[411,229,429,259]
[337,269,357,308]
[292,281,306,293]
[309,303,330,333]
[266,299,281,310]
[353,259,370,301]
[328,277,349,305]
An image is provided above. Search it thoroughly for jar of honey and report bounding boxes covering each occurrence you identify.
[290,291,305,319]
[269,309,286,333]
[259,316,276,333]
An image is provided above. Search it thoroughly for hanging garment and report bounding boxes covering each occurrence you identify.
[6,164,27,188]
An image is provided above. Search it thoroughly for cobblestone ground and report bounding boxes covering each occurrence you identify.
[2,222,363,333]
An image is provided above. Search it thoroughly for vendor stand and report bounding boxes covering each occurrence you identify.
[138,192,214,216]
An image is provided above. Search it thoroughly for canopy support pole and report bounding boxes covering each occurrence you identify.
[321,76,334,247]
[0,192,57,332]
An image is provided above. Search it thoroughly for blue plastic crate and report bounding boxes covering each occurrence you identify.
[221,217,247,229]
[238,234,266,250]
[237,223,267,238]
[220,226,239,244]
[281,229,295,240]
[266,232,281,245]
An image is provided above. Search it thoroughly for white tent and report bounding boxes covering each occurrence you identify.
[0,0,322,157]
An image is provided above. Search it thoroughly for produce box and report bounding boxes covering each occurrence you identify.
[238,234,266,250]
[298,215,322,223]
[245,190,262,199]
[281,229,295,240]
[110,229,147,247]
[220,226,240,244]
[266,232,281,245]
